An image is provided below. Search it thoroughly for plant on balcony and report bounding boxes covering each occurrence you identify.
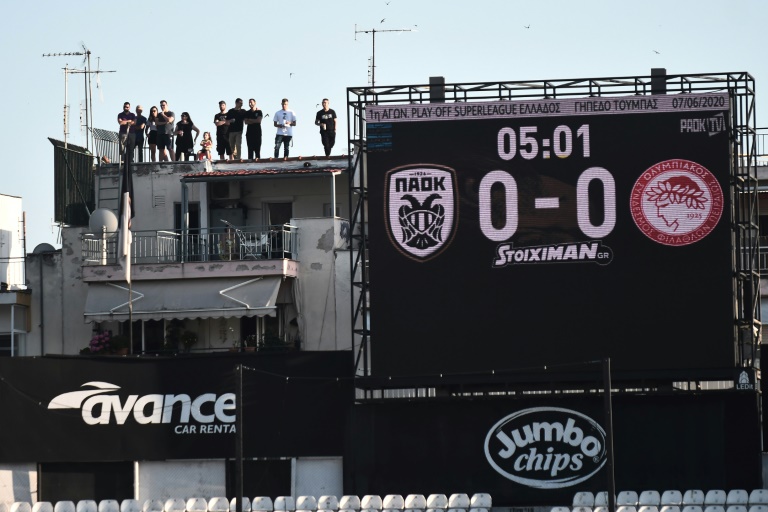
[110,334,130,355]
[180,330,198,352]
[257,331,294,352]
[82,331,111,354]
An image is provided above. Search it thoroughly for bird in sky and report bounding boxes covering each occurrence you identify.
[653,50,660,54]
[381,18,386,23]
[524,24,530,29]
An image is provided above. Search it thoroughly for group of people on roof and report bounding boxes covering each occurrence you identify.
[117,98,338,163]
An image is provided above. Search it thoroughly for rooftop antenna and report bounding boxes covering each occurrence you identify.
[43,46,115,152]
[355,24,415,88]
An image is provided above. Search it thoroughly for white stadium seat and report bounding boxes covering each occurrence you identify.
[704,506,725,512]
[684,492,706,507]
[404,495,426,512]
[551,508,570,512]
[99,501,120,512]
[573,493,595,508]
[639,506,659,512]
[573,507,592,512]
[594,507,609,512]
[616,506,637,512]
[273,499,294,512]
[727,506,748,512]
[142,502,163,512]
[661,506,681,512]
[640,492,662,507]
[33,503,54,512]
[11,503,32,512]
[296,497,317,512]
[596,493,612,507]
[318,498,338,512]
[361,496,382,512]
[727,493,749,507]
[54,503,76,512]
[682,506,703,512]
[227,500,250,512]
[750,507,768,512]
[705,492,726,507]
[618,492,639,507]
[186,499,208,512]
[77,502,98,512]
[251,499,272,512]
[469,494,491,512]
[207,499,229,512]
[339,497,361,512]
[750,493,768,507]
[383,496,404,512]
[163,500,185,512]
[662,493,683,507]
[120,501,141,512]
[447,495,469,512]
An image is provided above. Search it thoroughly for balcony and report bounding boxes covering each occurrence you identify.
[81,224,299,282]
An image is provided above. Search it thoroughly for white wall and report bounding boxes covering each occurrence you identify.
[0,194,25,289]
[0,463,37,504]
[136,460,226,502]
[293,457,342,498]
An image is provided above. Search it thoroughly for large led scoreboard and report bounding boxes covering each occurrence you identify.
[364,92,735,378]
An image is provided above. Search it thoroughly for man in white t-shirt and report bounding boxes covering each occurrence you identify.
[273,98,297,158]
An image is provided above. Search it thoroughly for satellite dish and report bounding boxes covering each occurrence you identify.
[32,243,56,254]
[89,208,119,235]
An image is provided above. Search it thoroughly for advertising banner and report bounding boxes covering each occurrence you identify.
[365,93,734,378]
[0,353,353,462]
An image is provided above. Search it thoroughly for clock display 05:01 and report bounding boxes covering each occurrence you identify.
[497,124,590,160]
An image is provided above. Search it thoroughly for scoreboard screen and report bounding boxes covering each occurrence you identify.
[365,92,734,378]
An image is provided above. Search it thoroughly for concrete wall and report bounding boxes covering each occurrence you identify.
[0,194,25,290]
[0,463,37,504]
[292,218,350,351]
[136,460,225,502]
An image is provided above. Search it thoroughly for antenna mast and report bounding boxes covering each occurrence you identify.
[355,24,415,88]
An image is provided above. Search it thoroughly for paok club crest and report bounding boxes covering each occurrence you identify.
[385,165,458,261]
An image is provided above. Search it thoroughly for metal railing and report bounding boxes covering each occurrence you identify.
[82,225,298,265]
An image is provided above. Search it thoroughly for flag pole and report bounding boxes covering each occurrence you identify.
[119,136,135,354]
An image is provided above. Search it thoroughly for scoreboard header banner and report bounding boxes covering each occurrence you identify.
[365,92,734,378]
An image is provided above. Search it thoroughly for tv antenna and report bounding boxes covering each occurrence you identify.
[43,45,115,151]
[355,24,415,87]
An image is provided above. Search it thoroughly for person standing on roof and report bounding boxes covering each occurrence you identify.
[273,98,296,158]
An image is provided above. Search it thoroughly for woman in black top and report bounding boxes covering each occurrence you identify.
[174,112,200,161]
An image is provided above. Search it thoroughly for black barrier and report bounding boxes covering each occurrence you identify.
[365,93,735,378]
[0,353,353,462]
[345,392,761,507]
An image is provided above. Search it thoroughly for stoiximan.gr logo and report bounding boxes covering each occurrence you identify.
[484,407,607,489]
[48,381,236,434]
[385,164,458,262]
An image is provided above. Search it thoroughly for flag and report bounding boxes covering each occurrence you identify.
[118,161,135,283]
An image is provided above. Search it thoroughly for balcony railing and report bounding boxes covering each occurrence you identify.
[82,225,298,265]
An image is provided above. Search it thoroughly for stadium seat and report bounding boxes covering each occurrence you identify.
[573,493,595,508]
[727,506,748,512]
[273,499,294,512]
[662,493,683,506]
[682,506,703,512]
[683,492,706,507]
[99,501,120,512]
[77,502,98,512]
[11,503,32,512]
[163,500,185,512]
[728,493,749,507]
[186,499,208,512]
[469,493,491,512]
[618,492,640,507]
[640,493,662,507]
[550,508,569,512]
[207,499,229,512]
[596,493,612,507]
[404,495,426,512]
[704,506,725,512]
[318,498,339,512]
[227,500,250,512]
[750,494,768,507]
[594,507,609,512]
[55,503,76,512]
[639,506,659,512]
[572,507,592,512]
[425,496,446,512]
[339,497,361,512]
[661,506,681,512]
[750,506,768,512]
[361,496,382,512]
[383,496,404,512]
[33,503,54,512]
[121,500,141,512]
[447,495,469,512]
[616,506,637,512]
[251,499,272,512]
[296,497,317,512]
[705,493,727,507]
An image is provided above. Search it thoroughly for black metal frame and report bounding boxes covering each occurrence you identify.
[347,71,760,394]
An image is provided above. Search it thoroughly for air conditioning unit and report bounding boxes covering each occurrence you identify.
[210,181,240,201]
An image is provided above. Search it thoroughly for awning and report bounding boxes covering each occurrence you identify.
[84,276,283,323]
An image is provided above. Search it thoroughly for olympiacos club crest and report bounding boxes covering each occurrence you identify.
[385,165,458,261]
[630,159,723,246]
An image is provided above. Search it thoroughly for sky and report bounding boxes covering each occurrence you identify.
[2,0,766,251]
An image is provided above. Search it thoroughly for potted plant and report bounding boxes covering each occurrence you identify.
[180,330,198,352]
[83,331,111,354]
[110,334,130,355]
[243,334,258,352]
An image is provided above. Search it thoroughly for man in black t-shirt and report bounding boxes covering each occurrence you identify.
[213,100,230,160]
[244,98,264,159]
[226,98,246,160]
[315,98,337,156]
